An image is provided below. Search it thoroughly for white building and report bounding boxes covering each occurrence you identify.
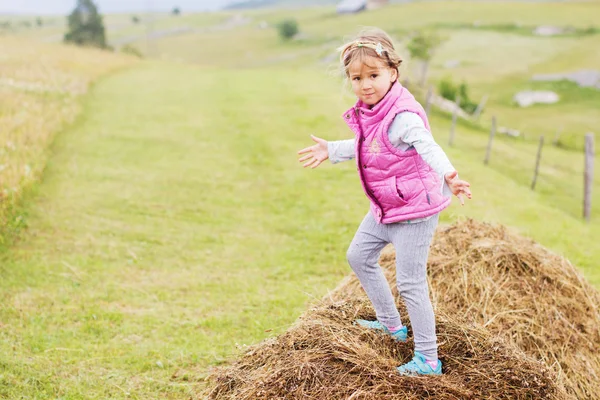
[337,0,389,14]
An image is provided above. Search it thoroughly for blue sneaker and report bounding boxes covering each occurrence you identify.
[354,319,408,342]
[397,351,442,376]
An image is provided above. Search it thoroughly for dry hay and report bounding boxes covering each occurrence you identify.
[202,219,599,399]
[337,219,600,399]
[429,220,600,399]
[204,298,566,400]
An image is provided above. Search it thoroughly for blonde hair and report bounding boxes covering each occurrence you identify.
[338,27,402,77]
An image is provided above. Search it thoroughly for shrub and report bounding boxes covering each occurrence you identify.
[438,77,479,114]
[277,19,298,40]
[64,0,107,49]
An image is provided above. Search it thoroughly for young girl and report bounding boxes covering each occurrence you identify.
[297,28,472,376]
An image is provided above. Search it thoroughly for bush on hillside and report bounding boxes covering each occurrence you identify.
[64,0,107,49]
[438,77,479,114]
[277,19,298,40]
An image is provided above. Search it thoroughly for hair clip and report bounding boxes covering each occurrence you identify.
[375,42,384,56]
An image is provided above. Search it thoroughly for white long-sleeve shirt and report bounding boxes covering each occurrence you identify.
[328,112,455,223]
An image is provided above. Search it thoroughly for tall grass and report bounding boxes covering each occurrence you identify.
[0,37,136,246]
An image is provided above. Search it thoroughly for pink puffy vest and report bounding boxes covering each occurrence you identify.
[342,81,451,224]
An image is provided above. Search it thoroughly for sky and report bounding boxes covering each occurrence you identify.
[0,0,235,14]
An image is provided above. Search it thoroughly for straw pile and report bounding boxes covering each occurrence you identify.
[203,219,600,399]
[205,299,566,399]
[430,220,600,399]
[337,219,600,399]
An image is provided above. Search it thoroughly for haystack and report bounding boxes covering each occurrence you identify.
[337,219,600,399]
[202,219,599,399]
[205,299,566,399]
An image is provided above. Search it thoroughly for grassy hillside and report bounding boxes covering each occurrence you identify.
[137,1,600,219]
[225,0,339,9]
[138,1,600,150]
[0,37,136,247]
[1,1,600,397]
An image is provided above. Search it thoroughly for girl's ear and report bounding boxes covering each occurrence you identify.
[390,68,398,82]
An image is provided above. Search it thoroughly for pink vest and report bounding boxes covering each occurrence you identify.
[343,82,451,224]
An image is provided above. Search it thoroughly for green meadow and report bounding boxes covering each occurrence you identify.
[1,1,600,397]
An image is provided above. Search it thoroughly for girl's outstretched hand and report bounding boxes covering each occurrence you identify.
[444,171,472,206]
[297,135,329,169]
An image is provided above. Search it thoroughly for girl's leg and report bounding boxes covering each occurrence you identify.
[346,212,402,329]
[389,215,439,360]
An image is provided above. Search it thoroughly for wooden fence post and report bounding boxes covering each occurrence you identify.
[584,133,594,221]
[484,116,496,165]
[553,126,562,147]
[425,86,433,116]
[531,135,544,190]
[472,94,488,120]
[449,96,460,146]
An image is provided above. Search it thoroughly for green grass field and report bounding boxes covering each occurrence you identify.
[1,1,600,397]
[141,2,600,148]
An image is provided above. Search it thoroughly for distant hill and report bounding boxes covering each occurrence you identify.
[224,0,339,10]
[223,0,558,10]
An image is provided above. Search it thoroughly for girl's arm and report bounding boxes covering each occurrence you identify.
[327,139,355,164]
[389,112,471,203]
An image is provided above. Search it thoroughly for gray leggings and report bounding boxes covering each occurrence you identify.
[347,212,439,360]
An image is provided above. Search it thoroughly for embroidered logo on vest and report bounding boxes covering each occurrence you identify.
[369,138,381,154]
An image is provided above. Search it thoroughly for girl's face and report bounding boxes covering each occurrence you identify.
[348,57,398,106]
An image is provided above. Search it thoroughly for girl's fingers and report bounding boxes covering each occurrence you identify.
[453,180,470,188]
[448,176,471,203]
[303,158,316,168]
[305,157,319,168]
[452,181,471,191]
[459,187,472,199]
[297,147,312,155]
[298,154,312,162]
[311,159,323,169]
[311,135,325,144]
